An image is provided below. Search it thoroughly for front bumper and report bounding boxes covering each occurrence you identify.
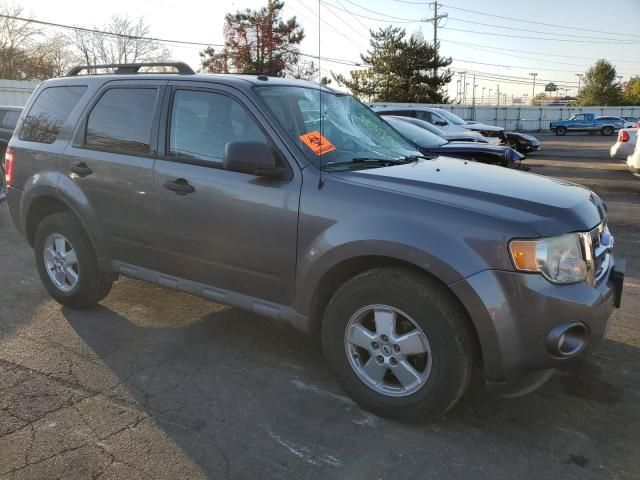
[450,258,623,383]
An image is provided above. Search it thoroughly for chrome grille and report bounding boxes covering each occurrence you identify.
[580,222,613,285]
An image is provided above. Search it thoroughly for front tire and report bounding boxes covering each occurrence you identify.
[322,268,474,420]
[34,212,113,309]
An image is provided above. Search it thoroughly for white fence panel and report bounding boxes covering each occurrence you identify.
[0,80,37,106]
[370,102,640,132]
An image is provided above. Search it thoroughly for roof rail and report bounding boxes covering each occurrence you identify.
[65,62,195,76]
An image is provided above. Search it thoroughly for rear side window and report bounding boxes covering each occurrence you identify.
[85,88,158,154]
[20,86,87,143]
[169,90,267,164]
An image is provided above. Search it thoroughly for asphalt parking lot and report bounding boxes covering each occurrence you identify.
[1,133,639,480]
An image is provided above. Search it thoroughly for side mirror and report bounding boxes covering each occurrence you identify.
[434,120,448,126]
[224,142,283,178]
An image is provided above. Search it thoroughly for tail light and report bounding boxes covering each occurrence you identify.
[4,148,15,187]
[619,130,630,143]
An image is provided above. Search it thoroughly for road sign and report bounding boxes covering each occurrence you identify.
[545,82,557,92]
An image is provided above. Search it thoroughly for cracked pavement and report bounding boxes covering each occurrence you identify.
[0,134,639,479]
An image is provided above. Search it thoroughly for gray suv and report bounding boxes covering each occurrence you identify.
[4,63,624,420]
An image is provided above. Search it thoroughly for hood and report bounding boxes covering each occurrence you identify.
[334,157,604,237]
[463,123,504,133]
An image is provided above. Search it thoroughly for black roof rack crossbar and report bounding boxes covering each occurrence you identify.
[65,62,195,76]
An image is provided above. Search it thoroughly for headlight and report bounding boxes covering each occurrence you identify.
[509,233,587,284]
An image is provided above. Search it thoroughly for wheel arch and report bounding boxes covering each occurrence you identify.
[306,255,482,369]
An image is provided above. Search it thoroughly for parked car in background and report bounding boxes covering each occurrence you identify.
[627,136,640,175]
[384,116,527,169]
[5,63,624,420]
[550,113,623,136]
[372,105,541,154]
[370,105,502,144]
[621,117,639,128]
[610,128,638,160]
[0,106,22,202]
[378,114,489,143]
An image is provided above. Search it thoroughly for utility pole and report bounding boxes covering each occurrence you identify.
[471,76,477,107]
[482,86,486,104]
[425,1,448,80]
[575,73,583,92]
[488,89,492,104]
[529,72,538,101]
[496,84,500,107]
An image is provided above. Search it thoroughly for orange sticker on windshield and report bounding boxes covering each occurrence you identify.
[299,131,336,155]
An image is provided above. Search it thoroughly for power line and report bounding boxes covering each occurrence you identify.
[441,26,640,44]
[440,39,640,65]
[338,0,421,22]
[334,0,371,31]
[438,2,640,39]
[446,17,640,42]
[0,13,365,68]
[318,0,420,23]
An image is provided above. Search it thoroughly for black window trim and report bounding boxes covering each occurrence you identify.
[18,85,88,144]
[74,84,164,159]
[157,85,293,180]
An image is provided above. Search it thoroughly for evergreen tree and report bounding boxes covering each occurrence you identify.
[333,27,452,103]
[200,0,304,77]
[577,59,623,106]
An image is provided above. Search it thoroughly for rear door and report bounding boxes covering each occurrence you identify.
[151,82,302,306]
[61,80,166,267]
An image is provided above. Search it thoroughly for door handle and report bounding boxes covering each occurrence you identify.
[70,162,92,177]
[163,178,195,196]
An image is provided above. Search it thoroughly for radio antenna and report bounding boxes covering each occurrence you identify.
[317,0,324,189]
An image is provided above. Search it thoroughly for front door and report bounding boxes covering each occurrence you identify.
[151,84,301,306]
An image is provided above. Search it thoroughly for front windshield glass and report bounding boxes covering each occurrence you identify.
[385,117,447,148]
[256,86,421,167]
[436,109,467,125]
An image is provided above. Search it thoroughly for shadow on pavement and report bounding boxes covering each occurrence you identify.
[63,300,640,479]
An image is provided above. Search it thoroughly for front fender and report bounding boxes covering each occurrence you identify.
[293,212,511,316]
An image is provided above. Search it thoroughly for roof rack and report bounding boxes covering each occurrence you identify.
[65,62,195,77]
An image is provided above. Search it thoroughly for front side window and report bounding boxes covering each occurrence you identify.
[414,111,434,123]
[256,86,420,168]
[169,90,267,163]
[86,88,158,154]
[385,117,447,148]
[20,86,87,144]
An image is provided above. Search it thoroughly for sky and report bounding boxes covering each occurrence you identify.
[17,0,640,103]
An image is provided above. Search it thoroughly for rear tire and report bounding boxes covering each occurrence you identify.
[555,126,567,136]
[34,212,113,309]
[322,268,474,420]
[601,126,614,136]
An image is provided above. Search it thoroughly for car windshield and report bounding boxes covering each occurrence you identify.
[384,117,448,148]
[435,109,467,125]
[256,85,421,168]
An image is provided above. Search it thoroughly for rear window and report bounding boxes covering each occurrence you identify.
[85,88,158,154]
[20,86,87,144]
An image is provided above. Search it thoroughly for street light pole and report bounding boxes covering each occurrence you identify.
[575,73,583,93]
[482,86,486,104]
[529,72,538,101]
[488,89,492,104]
[496,84,500,107]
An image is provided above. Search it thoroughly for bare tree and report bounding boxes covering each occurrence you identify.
[68,15,170,66]
[0,3,43,79]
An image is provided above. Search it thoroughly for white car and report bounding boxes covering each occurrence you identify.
[610,128,638,160]
[370,104,500,144]
[628,135,640,175]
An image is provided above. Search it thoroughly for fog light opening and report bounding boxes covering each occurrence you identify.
[546,323,589,358]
